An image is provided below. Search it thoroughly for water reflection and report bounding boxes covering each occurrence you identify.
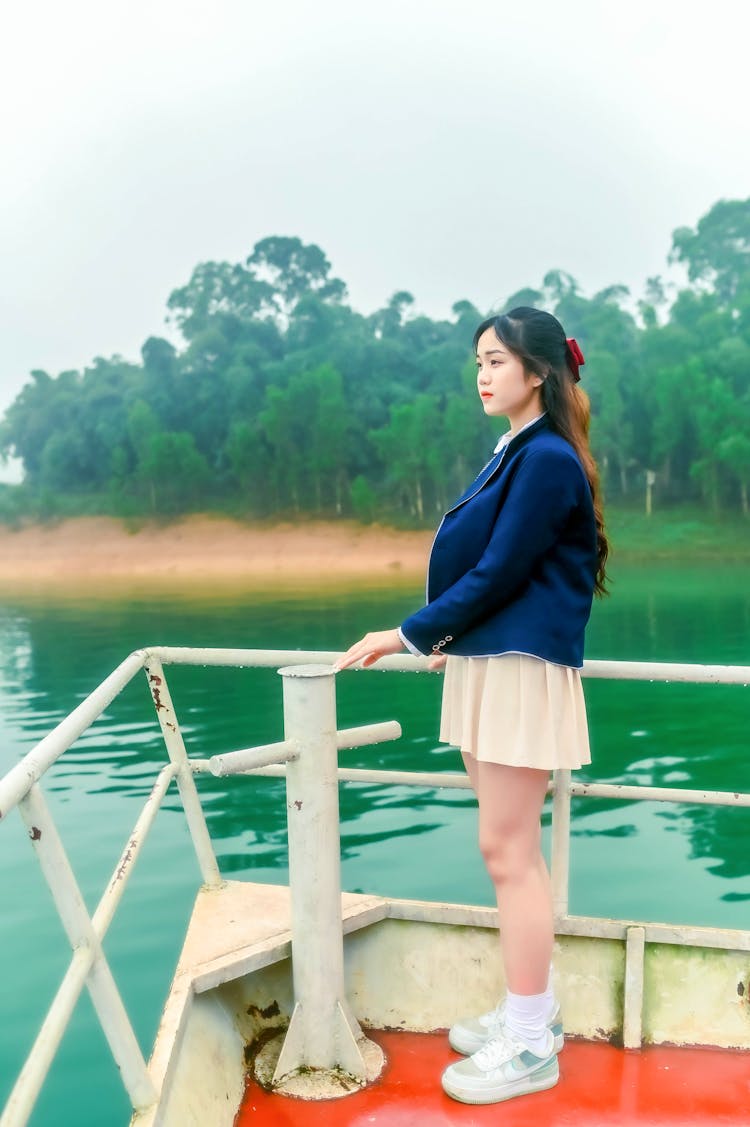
[1,565,749,925]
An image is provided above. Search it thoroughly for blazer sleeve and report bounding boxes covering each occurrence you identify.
[400,449,583,655]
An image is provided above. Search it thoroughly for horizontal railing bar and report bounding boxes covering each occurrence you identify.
[144,646,422,669]
[336,722,402,750]
[145,646,750,684]
[4,649,745,823]
[0,650,147,821]
[189,759,750,808]
[382,900,750,952]
[582,658,750,684]
[570,780,750,807]
[209,741,298,777]
[190,760,475,788]
[556,913,750,952]
[208,723,404,777]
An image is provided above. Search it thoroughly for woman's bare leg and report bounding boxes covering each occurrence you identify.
[473,761,552,994]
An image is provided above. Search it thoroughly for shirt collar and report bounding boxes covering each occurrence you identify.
[493,412,547,455]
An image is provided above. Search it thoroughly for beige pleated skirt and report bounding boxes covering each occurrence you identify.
[439,653,591,770]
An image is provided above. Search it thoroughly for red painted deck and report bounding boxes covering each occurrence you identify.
[235,1031,750,1125]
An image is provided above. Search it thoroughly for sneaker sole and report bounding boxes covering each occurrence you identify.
[442,1056,560,1105]
[449,1021,565,1057]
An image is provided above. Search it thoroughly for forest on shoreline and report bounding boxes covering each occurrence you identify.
[1,197,749,527]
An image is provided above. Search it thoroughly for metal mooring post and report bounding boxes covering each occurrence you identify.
[269,664,384,1094]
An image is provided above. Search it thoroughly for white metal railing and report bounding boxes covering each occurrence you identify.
[1,647,749,1124]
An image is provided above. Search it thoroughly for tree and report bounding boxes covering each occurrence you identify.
[718,431,750,515]
[370,291,416,338]
[690,374,738,513]
[372,394,444,520]
[247,236,347,322]
[637,275,671,329]
[670,197,750,308]
[137,430,212,515]
[4,204,750,525]
[503,287,544,310]
[224,420,270,513]
[542,270,580,305]
[350,475,377,522]
[585,349,632,496]
[167,260,275,340]
[306,364,350,512]
[0,369,78,482]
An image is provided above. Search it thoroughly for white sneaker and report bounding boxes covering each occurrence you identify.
[448,998,564,1056]
[442,1028,559,1105]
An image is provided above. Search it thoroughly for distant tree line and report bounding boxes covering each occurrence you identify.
[1,198,749,524]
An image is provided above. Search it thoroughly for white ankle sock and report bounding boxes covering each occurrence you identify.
[504,988,555,1056]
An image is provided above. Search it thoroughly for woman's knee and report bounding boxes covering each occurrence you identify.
[478,823,541,886]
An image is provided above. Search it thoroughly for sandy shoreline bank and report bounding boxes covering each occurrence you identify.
[0,516,432,590]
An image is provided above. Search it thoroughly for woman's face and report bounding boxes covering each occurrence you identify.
[475,328,543,427]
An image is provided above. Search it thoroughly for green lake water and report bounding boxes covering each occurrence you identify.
[1,561,749,1125]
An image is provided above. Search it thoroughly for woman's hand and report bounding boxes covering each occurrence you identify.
[333,628,405,672]
[427,653,448,671]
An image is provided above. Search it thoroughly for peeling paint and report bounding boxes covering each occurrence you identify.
[29,825,41,841]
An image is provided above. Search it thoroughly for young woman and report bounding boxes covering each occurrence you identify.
[334,306,608,1105]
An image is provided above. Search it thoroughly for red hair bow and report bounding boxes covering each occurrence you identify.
[565,338,585,382]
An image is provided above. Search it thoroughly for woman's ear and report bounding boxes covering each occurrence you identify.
[526,363,548,389]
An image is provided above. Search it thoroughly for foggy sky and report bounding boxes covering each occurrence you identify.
[1,0,749,477]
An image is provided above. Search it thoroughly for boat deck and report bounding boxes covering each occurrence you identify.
[236,1031,750,1125]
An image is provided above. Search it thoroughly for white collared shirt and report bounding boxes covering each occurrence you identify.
[493,411,547,456]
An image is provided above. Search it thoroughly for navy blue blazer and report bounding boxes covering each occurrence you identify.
[400,415,598,668]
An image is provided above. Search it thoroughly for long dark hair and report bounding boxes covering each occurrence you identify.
[473,306,609,596]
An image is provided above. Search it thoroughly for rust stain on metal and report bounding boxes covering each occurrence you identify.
[165,721,176,731]
[114,838,138,881]
[293,799,303,810]
[148,672,167,711]
[738,981,746,997]
[247,1001,281,1020]
[29,825,42,841]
